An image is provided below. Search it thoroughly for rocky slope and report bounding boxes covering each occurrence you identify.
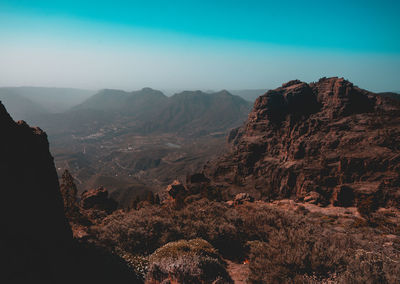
[201,77,400,207]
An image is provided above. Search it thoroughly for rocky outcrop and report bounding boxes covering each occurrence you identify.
[201,77,400,207]
[0,101,73,283]
[166,180,188,199]
[80,187,117,214]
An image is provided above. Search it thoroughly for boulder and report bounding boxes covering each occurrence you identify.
[304,191,322,205]
[234,193,254,205]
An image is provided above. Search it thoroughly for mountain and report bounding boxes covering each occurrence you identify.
[75,87,167,115]
[0,87,95,113]
[229,89,269,102]
[148,90,252,136]
[196,77,400,208]
[0,88,48,122]
[41,87,169,135]
[73,89,130,111]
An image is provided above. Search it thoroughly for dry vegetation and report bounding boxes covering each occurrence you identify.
[147,239,232,283]
[83,198,400,283]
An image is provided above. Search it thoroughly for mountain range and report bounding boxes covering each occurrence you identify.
[1,78,400,283]
[0,87,95,123]
[36,88,252,137]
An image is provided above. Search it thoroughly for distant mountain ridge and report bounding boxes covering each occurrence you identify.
[41,87,251,137]
[0,88,47,121]
[147,90,251,135]
[0,87,95,113]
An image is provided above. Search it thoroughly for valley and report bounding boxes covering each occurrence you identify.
[52,132,226,206]
[32,88,253,206]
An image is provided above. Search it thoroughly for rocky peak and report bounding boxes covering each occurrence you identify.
[311,77,375,118]
[249,79,319,126]
[202,78,400,208]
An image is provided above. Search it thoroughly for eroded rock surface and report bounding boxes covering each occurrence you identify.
[202,77,400,207]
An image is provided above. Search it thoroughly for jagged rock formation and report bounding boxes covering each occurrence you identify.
[0,101,73,283]
[202,77,400,207]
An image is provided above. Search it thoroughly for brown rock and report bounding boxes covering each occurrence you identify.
[203,77,400,207]
[304,191,322,205]
[234,193,254,205]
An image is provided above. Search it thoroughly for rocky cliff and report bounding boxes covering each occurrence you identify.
[0,101,73,283]
[202,77,400,207]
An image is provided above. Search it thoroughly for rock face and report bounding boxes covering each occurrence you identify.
[0,102,72,283]
[203,77,400,207]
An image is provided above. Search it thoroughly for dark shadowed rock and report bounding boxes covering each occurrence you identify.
[332,185,355,207]
[0,101,72,283]
[80,187,118,214]
[166,180,187,199]
[202,77,400,207]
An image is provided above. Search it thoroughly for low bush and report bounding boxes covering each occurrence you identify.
[246,228,350,283]
[147,239,232,284]
[338,249,400,284]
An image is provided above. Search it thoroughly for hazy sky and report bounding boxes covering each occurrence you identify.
[0,0,399,92]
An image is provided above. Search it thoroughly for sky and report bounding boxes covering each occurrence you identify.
[0,0,399,92]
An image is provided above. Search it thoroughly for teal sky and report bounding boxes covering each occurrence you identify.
[0,0,399,91]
